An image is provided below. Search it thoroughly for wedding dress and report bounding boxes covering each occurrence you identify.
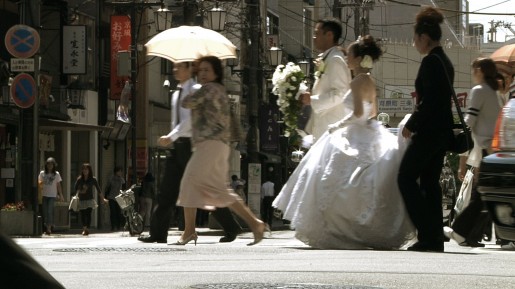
[273,91,416,249]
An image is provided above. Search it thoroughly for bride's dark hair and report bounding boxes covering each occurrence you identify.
[348,35,382,61]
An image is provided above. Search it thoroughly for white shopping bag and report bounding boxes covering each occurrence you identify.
[454,168,474,215]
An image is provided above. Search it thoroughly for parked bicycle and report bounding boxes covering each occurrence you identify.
[440,155,458,227]
[115,185,144,236]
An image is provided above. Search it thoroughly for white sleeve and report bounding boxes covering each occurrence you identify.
[310,56,351,113]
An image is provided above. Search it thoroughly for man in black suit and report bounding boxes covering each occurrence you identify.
[138,62,241,244]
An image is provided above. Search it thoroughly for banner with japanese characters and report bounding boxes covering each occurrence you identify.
[110,15,131,100]
[379,85,469,118]
[62,25,87,74]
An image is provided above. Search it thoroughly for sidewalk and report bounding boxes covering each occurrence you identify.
[31,216,291,238]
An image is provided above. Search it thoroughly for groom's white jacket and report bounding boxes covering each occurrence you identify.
[305,46,351,140]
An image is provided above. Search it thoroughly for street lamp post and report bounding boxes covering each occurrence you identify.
[207,2,227,32]
[268,47,283,67]
[298,60,310,78]
[154,2,172,32]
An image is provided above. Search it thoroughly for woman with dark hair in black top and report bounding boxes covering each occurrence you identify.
[397,7,455,252]
[75,163,108,235]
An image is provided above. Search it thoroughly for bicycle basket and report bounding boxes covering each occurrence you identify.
[115,190,135,210]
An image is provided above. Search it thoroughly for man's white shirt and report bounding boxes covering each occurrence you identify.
[165,78,197,141]
[261,181,275,199]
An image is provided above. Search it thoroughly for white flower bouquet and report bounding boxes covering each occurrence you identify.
[272,62,307,137]
[314,58,325,80]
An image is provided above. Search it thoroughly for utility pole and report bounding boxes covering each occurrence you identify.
[130,1,137,186]
[244,0,262,215]
[353,1,361,38]
[183,0,197,25]
[487,20,503,43]
[245,0,260,164]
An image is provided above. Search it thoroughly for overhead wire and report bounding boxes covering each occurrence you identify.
[385,0,515,16]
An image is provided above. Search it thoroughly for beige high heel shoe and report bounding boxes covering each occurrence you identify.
[170,232,198,246]
[247,223,270,246]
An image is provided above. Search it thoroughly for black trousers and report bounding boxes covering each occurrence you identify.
[398,133,447,245]
[150,138,240,239]
[108,199,123,230]
[452,149,491,243]
[261,196,275,227]
[79,207,93,228]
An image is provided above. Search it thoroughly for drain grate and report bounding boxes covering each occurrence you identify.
[190,284,383,289]
[53,247,185,253]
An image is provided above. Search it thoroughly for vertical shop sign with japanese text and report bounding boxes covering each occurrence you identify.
[62,25,87,74]
[110,15,131,100]
[259,104,280,153]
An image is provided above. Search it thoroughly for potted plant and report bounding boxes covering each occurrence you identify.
[0,201,34,236]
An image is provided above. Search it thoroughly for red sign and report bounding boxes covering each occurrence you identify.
[110,15,131,100]
[10,73,37,108]
[136,146,148,176]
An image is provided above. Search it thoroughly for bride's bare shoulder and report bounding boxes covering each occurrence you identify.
[351,73,374,89]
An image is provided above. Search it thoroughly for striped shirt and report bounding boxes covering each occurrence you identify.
[465,83,503,149]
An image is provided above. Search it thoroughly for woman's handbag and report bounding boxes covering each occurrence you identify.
[452,128,473,154]
[434,54,474,154]
[454,168,474,215]
[68,194,79,212]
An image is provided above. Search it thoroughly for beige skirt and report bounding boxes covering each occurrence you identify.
[177,140,240,210]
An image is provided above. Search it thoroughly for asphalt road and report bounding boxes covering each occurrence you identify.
[12,228,515,289]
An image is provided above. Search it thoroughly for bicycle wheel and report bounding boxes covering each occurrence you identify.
[128,212,144,235]
[441,159,457,227]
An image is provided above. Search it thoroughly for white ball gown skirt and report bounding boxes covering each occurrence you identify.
[273,118,416,249]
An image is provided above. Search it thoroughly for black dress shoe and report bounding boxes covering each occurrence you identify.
[459,240,485,248]
[407,241,444,252]
[219,233,238,243]
[137,235,167,243]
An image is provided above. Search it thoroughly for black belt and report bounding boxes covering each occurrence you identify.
[175,137,191,144]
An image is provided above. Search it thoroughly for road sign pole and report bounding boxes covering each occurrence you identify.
[33,55,40,235]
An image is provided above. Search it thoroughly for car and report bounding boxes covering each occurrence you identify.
[477,98,515,242]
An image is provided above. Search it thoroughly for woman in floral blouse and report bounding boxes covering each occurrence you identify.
[175,56,268,246]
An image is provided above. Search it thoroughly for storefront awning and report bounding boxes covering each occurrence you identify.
[39,119,112,132]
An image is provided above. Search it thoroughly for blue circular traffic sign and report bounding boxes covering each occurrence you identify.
[10,73,37,108]
[5,25,40,58]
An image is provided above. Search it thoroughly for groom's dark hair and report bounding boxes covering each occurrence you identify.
[317,18,343,44]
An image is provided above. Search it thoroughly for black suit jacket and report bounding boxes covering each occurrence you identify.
[405,46,454,138]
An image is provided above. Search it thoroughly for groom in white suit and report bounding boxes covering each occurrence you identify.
[301,19,351,141]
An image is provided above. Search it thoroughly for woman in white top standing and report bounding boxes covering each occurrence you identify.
[38,157,63,235]
[444,57,503,247]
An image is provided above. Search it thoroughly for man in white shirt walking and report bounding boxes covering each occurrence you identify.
[261,179,275,228]
[138,62,241,243]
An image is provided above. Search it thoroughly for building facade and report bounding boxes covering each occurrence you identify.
[0,0,512,233]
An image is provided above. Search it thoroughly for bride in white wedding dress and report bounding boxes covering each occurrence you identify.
[273,36,416,250]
